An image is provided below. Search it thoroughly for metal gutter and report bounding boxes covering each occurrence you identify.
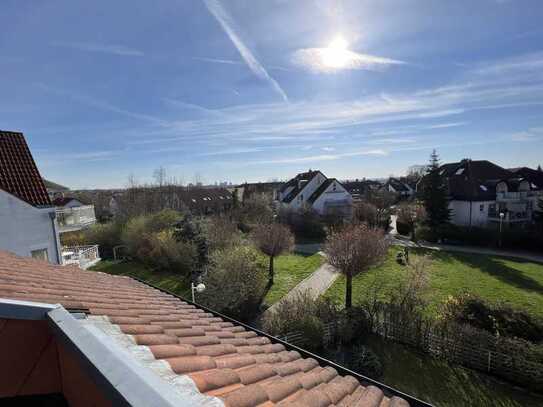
[130,276,433,407]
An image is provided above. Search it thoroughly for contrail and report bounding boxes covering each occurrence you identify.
[203,0,289,102]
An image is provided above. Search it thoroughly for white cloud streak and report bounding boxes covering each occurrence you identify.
[51,41,144,57]
[203,0,288,102]
[292,48,404,73]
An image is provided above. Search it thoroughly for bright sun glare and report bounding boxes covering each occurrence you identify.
[321,35,350,68]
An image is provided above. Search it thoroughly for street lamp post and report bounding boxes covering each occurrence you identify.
[191,282,206,303]
[498,212,504,248]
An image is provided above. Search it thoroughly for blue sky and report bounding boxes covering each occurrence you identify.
[1,0,543,188]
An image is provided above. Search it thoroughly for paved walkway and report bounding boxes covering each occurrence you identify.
[265,262,339,315]
[390,235,543,264]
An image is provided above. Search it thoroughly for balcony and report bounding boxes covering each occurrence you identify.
[488,211,530,222]
[56,205,96,233]
[496,191,542,201]
[61,245,100,269]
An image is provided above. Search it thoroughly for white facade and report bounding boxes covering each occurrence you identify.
[283,172,327,210]
[0,189,61,264]
[449,200,496,227]
[312,181,353,216]
[279,172,352,216]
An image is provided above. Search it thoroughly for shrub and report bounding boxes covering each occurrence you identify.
[261,290,339,349]
[140,230,196,275]
[60,230,86,247]
[279,207,326,240]
[83,222,123,258]
[347,345,383,379]
[203,216,241,251]
[439,293,543,343]
[395,220,412,236]
[414,224,438,242]
[199,246,267,321]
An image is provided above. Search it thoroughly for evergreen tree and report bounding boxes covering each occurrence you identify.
[537,165,542,172]
[421,150,451,233]
[535,197,543,231]
[174,214,209,273]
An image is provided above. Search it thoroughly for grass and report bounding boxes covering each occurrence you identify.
[362,334,543,407]
[264,253,325,305]
[90,260,191,298]
[324,246,543,318]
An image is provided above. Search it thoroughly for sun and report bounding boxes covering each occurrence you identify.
[321,35,350,68]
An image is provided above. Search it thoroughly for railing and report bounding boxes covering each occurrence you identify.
[56,205,97,232]
[62,245,100,269]
[488,211,529,222]
[496,191,541,201]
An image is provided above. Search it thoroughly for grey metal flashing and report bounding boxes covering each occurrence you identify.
[47,307,204,407]
[0,298,58,320]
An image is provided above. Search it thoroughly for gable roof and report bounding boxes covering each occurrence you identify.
[0,131,51,207]
[0,250,415,407]
[43,179,70,192]
[52,196,85,207]
[307,178,339,204]
[386,178,410,193]
[280,170,321,203]
[436,160,517,201]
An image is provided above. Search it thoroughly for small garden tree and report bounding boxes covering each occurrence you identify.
[325,224,389,308]
[396,202,426,239]
[251,224,294,284]
[352,201,378,227]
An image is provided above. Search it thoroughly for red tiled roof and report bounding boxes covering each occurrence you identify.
[0,131,51,207]
[0,250,410,407]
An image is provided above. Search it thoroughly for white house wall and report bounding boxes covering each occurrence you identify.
[288,172,327,210]
[0,190,61,263]
[449,200,495,227]
[312,181,352,215]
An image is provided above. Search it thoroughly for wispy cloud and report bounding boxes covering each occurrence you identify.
[255,149,387,165]
[51,41,144,57]
[203,0,288,102]
[511,127,543,141]
[193,56,241,65]
[292,48,404,73]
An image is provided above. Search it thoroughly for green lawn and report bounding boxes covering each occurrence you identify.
[324,247,543,318]
[90,260,191,299]
[264,253,325,305]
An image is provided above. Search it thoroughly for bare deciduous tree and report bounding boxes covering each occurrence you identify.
[325,224,389,308]
[251,224,294,284]
[396,202,426,239]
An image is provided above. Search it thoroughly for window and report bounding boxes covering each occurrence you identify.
[332,183,336,191]
[31,248,49,262]
[455,168,465,175]
[480,185,487,192]
[480,204,484,211]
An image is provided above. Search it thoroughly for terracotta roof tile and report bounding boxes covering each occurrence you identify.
[0,250,411,407]
[0,131,51,207]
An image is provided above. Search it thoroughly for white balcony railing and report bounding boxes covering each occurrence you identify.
[496,191,542,201]
[56,205,96,232]
[62,245,100,269]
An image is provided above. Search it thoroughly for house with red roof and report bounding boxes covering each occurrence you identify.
[0,130,62,264]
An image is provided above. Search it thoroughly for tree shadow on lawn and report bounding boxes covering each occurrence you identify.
[429,250,543,295]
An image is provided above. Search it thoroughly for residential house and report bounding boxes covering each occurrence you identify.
[0,130,61,264]
[383,177,415,199]
[342,179,383,201]
[429,159,542,228]
[278,170,352,217]
[43,178,69,200]
[232,181,283,203]
[52,196,97,233]
[0,249,417,406]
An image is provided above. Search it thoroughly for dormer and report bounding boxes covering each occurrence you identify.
[496,181,508,194]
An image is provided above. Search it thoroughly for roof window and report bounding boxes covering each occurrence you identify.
[455,168,465,175]
[480,185,487,191]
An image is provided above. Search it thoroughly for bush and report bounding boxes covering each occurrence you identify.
[138,230,196,275]
[261,290,339,349]
[122,210,183,260]
[60,230,86,247]
[279,207,326,240]
[395,220,412,236]
[414,225,438,242]
[199,246,267,321]
[348,345,383,379]
[202,216,241,251]
[440,294,543,343]
[83,222,123,258]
